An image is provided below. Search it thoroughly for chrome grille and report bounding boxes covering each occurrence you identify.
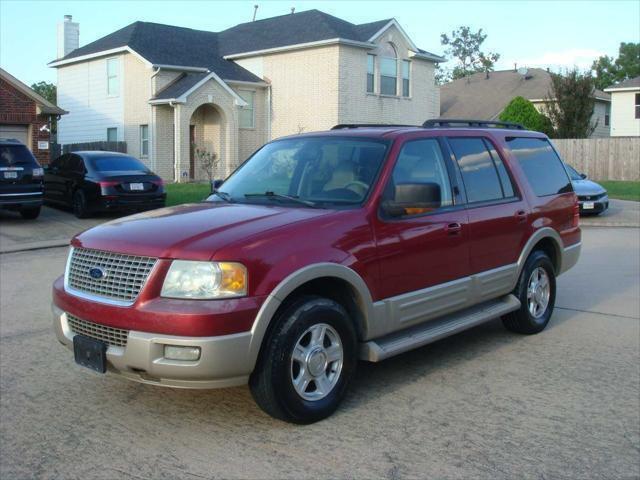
[67,314,129,347]
[67,247,157,302]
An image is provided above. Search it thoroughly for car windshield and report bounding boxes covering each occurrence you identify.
[213,137,389,208]
[565,164,582,181]
[0,145,38,167]
[89,156,149,172]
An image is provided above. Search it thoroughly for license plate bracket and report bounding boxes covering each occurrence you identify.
[3,172,18,179]
[73,335,107,373]
[583,201,595,210]
[129,183,144,191]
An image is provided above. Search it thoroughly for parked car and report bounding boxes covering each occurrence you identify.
[0,138,44,219]
[44,151,166,218]
[52,120,581,423]
[565,164,609,215]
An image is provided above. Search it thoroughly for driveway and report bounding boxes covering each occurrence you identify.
[0,227,638,479]
[579,198,640,228]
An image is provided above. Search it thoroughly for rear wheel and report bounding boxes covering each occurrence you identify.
[502,250,556,334]
[249,295,357,424]
[72,191,89,219]
[19,206,41,219]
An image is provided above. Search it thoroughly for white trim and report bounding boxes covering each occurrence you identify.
[148,71,248,107]
[49,46,152,68]
[224,79,270,87]
[152,64,209,72]
[410,51,446,63]
[604,86,640,93]
[368,19,417,52]
[530,96,611,103]
[223,38,375,60]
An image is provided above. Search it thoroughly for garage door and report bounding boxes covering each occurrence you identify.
[0,124,29,146]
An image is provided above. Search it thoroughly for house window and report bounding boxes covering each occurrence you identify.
[635,93,640,119]
[107,128,117,142]
[367,54,375,93]
[239,90,255,128]
[604,113,610,126]
[140,125,149,157]
[402,60,410,97]
[106,58,119,96]
[380,43,397,96]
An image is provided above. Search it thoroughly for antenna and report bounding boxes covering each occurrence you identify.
[252,4,258,21]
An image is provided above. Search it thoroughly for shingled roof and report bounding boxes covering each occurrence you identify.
[440,68,610,120]
[49,9,442,84]
[604,75,640,91]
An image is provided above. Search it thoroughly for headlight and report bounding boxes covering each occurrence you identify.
[160,260,247,299]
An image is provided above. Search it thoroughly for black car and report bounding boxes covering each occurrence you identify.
[565,164,609,215]
[0,138,44,219]
[44,151,166,218]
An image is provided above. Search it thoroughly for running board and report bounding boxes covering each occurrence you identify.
[360,294,520,362]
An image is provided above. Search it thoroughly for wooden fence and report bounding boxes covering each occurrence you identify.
[61,141,127,155]
[550,137,639,181]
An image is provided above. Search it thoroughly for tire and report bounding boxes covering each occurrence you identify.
[502,250,556,334]
[249,295,358,424]
[19,206,41,220]
[72,191,90,219]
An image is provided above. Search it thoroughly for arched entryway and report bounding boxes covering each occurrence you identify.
[189,103,226,181]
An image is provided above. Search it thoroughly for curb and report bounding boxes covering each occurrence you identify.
[0,239,70,254]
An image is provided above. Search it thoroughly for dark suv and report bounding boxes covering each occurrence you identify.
[52,120,581,423]
[0,138,44,219]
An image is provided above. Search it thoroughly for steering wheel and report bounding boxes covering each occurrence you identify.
[344,180,369,196]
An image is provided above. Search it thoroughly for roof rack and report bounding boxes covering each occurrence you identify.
[422,119,526,130]
[331,124,418,130]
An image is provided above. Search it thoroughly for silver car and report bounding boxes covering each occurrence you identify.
[566,164,609,215]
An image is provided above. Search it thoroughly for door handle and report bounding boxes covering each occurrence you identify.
[445,222,462,235]
[515,210,527,223]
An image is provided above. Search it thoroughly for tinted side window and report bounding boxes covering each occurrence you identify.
[483,140,515,198]
[449,138,504,203]
[507,137,572,196]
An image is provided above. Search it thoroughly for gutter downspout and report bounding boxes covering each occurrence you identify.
[169,101,179,183]
[150,67,161,173]
[266,83,272,141]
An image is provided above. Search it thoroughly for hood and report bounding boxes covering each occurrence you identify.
[571,179,606,196]
[73,202,334,260]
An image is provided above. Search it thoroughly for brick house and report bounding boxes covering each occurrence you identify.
[0,68,67,165]
[50,10,443,182]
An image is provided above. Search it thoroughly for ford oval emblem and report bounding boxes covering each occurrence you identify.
[89,267,107,280]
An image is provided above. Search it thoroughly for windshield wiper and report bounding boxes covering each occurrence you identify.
[244,191,319,208]
[211,190,233,202]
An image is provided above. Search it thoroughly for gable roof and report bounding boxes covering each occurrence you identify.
[49,9,443,81]
[604,75,640,91]
[0,68,67,115]
[440,68,610,120]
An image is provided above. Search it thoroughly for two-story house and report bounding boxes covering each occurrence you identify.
[50,10,443,182]
[604,76,640,137]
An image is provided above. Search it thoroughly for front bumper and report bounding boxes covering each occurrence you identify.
[578,195,609,214]
[52,304,253,388]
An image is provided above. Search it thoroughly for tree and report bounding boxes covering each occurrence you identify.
[592,42,640,90]
[31,81,56,104]
[543,69,597,138]
[499,96,554,136]
[193,146,219,183]
[440,26,500,80]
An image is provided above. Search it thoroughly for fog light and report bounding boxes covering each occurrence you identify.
[164,345,201,361]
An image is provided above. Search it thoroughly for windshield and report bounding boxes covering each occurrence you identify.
[89,155,149,172]
[214,137,389,207]
[0,145,38,168]
[564,164,582,181]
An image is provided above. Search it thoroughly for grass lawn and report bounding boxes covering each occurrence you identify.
[597,181,640,202]
[165,183,211,206]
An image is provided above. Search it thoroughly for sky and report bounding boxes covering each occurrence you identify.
[1,0,639,86]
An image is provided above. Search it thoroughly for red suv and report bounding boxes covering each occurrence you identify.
[52,120,581,423]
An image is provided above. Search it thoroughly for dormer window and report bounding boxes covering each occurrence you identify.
[380,43,397,96]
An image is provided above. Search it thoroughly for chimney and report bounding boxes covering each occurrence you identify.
[57,15,79,58]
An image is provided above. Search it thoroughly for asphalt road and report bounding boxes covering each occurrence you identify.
[0,228,638,479]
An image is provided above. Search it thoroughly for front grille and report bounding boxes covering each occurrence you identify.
[67,314,129,347]
[578,193,604,201]
[67,247,157,302]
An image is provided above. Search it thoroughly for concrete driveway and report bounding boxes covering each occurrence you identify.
[0,227,638,479]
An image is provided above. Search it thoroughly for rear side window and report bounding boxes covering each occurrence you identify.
[0,145,38,168]
[448,137,512,204]
[507,137,572,196]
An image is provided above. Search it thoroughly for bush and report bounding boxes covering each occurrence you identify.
[500,96,554,136]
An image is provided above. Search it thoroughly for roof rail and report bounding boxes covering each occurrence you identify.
[423,119,526,130]
[331,124,418,130]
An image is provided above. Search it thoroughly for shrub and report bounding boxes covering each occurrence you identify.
[500,96,554,136]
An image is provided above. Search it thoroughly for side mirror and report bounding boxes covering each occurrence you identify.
[580,173,587,179]
[382,182,442,217]
[211,178,224,193]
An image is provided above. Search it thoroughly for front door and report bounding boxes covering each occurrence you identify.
[373,138,470,331]
[189,125,196,180]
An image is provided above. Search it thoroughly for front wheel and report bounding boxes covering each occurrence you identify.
[502,250,556,334]
[249,296,357,424]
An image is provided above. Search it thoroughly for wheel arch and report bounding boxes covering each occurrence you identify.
[516,228,563,278]
[247,263,374,369]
